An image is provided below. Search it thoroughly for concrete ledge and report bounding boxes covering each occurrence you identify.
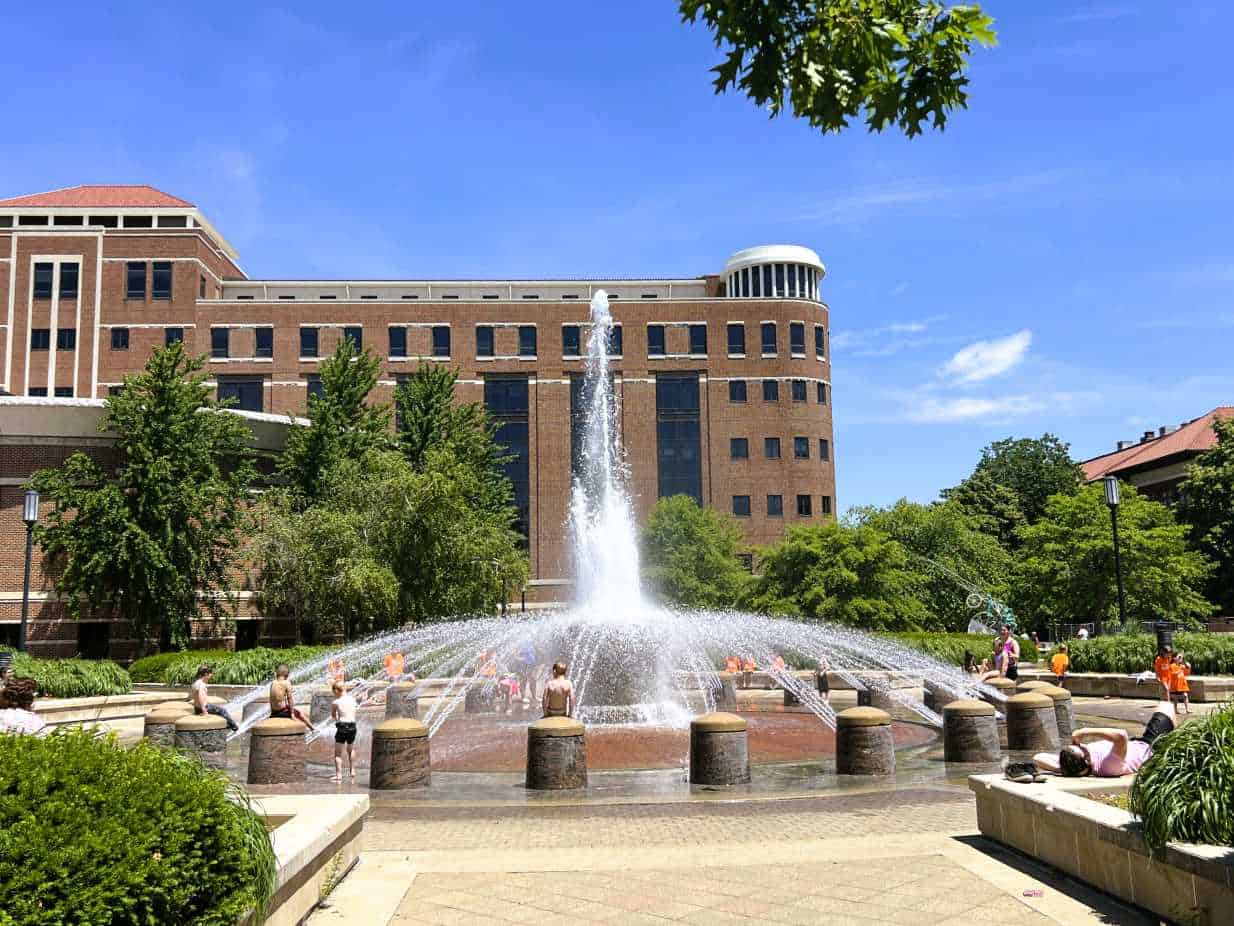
[1019,669,1234,703]
[968,774,1234,925]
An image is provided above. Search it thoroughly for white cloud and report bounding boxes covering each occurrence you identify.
[940,330,1033,384]
[830,315,950,357]
[909,395,1044,423]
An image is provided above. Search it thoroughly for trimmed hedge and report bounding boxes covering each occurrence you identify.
[6,654,131,698]
[887,632,1040,667]
[0,729,276,925]
[130,645,336,686]
[1065,632,1234,675]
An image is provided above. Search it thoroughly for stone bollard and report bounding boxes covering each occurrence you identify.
[1039,684,1076,739]
[689,712,751,785]
[156,700,195,716]
[714,673,738,711]
[247,718,307,785]
[385,683,419,720]
[1015,680,1052,695]
[174,714,229,768]
[942,699,1000,763]
[370,719,431,789]
[309,688,335,725]
[1005,692,1060,752]
[143,708,183,747]
[980,676,1016,704]
[526,716,587,790]
[243,700,269,723]
[924,680,963,713]
[835,707,895,776]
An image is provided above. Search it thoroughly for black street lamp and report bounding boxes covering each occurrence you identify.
[1104,476,1128,628]
[19,489,39,652]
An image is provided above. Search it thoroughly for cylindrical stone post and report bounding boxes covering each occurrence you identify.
[714,673,738,711]
[385,683,419,720]
[143,708,183,747]
[247,718,307,785]
[1005,691,1060,752]
[309,688,335,725]
[526,716,587,790]
[156,700,195,716]
[1039,684,1075,739]
[370,719,431,789]
[835,707,895,776]
[980,676,1016,703]
[174,714,229,768]
[942,699,1000,763]
[689,712,750,785]
[1015,680,1052,695]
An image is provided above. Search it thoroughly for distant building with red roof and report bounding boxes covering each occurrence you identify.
[1081,407,1233,504]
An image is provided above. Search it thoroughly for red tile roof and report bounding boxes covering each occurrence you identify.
[1082,407,1234,481]
[0,184,193,208]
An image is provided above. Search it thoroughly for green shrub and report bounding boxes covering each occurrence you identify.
[1065,633,1234,675]
[0,729,276,925]
[130,645,336,686]
[127,650,201,683]
[887,632,1040,666]
[6,654,131,698]
[1130,704,1234,848]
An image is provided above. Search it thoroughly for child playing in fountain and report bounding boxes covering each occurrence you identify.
[330,681,358,782]
[1050,644,1069,684]
[815,656,831,702]
[499,672,521,713]
[542,662,575,718]
[270,663,313,731]
[1169,652,1192,714]
[740,657,756,690]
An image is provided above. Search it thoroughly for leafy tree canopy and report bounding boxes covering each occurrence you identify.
[1177,417,1234,616]
[30,344,255,650]
[640,495,751,609]
[1012,483,1213,631]
[680,0,996,138]
[940,469,1027,549]
[968,433,1082,524]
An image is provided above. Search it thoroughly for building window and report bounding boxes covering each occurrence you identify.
[485,377,531,539]
[300,327,318,358]
[647,324,666,356]
[819,438,830,461]
[27,387,48,396]
[821,495,833,515]
[767,494,783,517]
[151,261,172,300]
[217,378,263,413]
[727,323,745,355]
[815,325,825,358]
[608,324,623,356]
[211,328,229,359]
[279,295,295,301]
[656,374,702,504]
[764,437,781,459]
[30,329,50,350]
[107,386,124,397]
[389,326,407,358]
[236,295,254,300]
[360,294,377,300]
[791,379,806,402]
[432,325,450,358]
[797,494,813,517]
[255,327,273,359]
[199,275,207,299]
[790,322,806,355]
[54,386,73,397]
[476,325,495,357]
[688,324,707,355]
[57,329,76,351]
[110,327,129,350]
[738,552,754,572]
[794,436,809,459]
[59,263,79,299]
[306,375,324,402]
[775,264,786,297]
[518,325,537,358]
[165,327,183,346]
[126,262,146,299]
[563,325,581,357]
[76,622,110,659]
[343,326,362,350]
[732,495,751,517]
[763,379,779,401]
[33,263,53,299]
[729,380,747,403]
[761,322,777,355]
[730,437,749,459]
[816,381,828,405]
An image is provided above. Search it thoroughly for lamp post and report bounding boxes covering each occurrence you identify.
[1104,476,1128,629]
[19,489,39,652]
[492,559,506,617]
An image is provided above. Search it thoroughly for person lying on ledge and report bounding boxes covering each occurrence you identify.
[1033,700,1176,777]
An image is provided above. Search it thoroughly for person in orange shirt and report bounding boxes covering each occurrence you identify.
[383,651,405,682]
[1050,644,1069,683]
[1153,646,1174,699]
[724,655,740,675]
[1169,652,1191,714]
[740,657,756,690]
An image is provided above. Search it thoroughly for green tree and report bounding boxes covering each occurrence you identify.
[30,344,255,650]
[940,469,1026,548]
[680,1,996,138]
[744,522,930,629]
[640,495,750,609]
[1013,483,1213,632]
[853,499,1012,630]
[278,337,391,505]
[969,433,1083,524]
[1177,418,1234,616]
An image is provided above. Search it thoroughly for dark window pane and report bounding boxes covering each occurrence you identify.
[819,438,830,461]
[790,322,805,354]
[738,553,754,572]
[797,494,813,517]
[343,326,362,350]
[728,380,747,403]
[27,387,47,396]
[767,494,783,517]
[563,325,581,357]
[151,261,172,299]
[815,325,825,357]
[110,327,129,350]
[730,438,748,459]
[307,375,324,401]
[300,327,318,357]
[218,378,263,412]
[608,324,623,355]
[791,379,806,402]
[794,436,809,459]
[126,262,146,299]
[688,324,707,355]
[484,377,530,416]
[255,327,273,359]
[107,385,124,397]
[518,325,537,357]
[33,263,53,299]
[761,322,777,354]
[763,265,773,296]
[56,329,76,351]
[59,263,79,299]
[764,437,781,459]
[762,379,778,401]
[775,264,785,296]
[476,325,494,357]
[54,386,73,397]
[647,324,665,356]
[741,268,750,297]
[200,275,207,299]
[656,374,701,504]
[485,377,531,539]
[727,323,745,355]
[432,325,451,357]
[165,327,183,346]
[821,495,833,515]
[752,266,762,297]
[211,328,229,359]
[732,495,751,517]
[389,326,407,358]
[30,329,50,350]
[817,382,828,405]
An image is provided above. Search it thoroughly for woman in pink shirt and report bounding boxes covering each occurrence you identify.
[1034,700,1175,777]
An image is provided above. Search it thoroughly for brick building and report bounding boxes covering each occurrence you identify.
[1,185,834,657]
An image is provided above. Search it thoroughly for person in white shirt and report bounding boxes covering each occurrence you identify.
[0,677,47,735]
[330,681,359,782]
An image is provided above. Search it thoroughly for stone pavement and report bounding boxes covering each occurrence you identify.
[310,786,1156,925]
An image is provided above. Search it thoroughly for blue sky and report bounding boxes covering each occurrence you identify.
[4,1,1232,511]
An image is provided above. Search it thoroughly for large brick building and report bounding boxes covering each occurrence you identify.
[1,185,834,657]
